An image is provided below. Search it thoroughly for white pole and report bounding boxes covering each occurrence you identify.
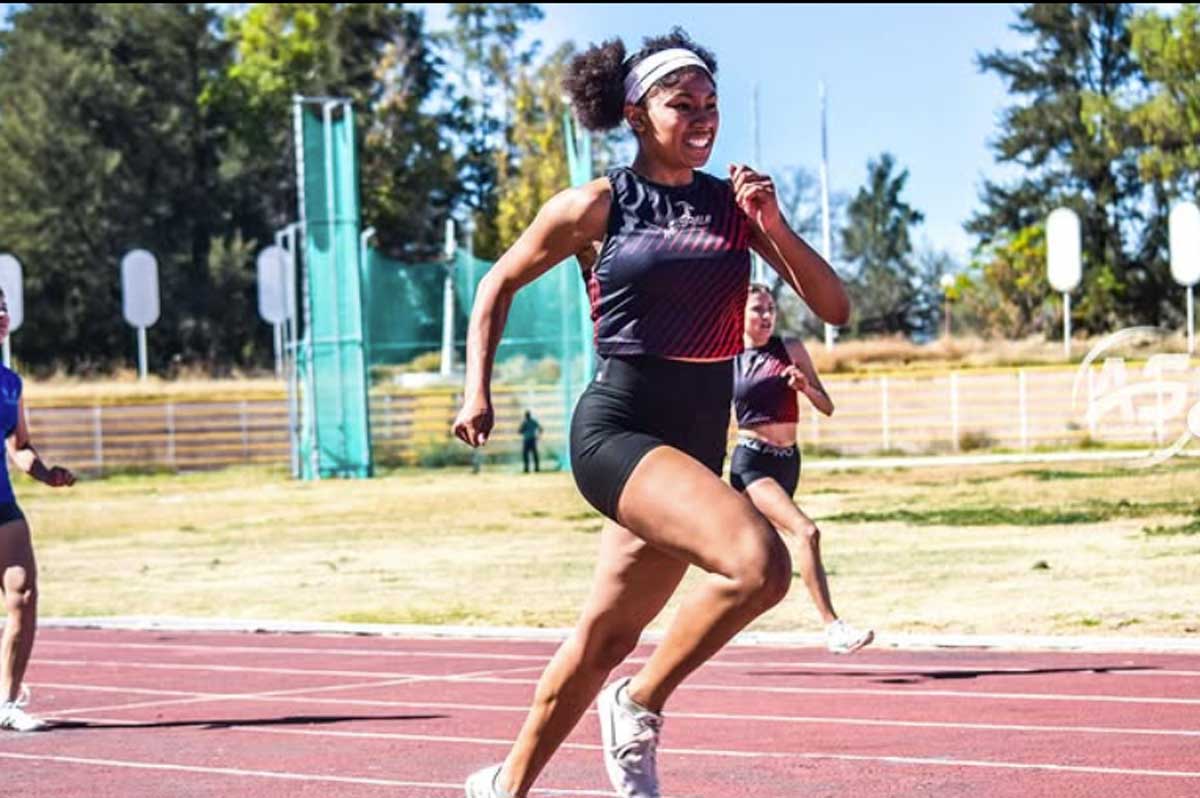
[1063,292,1071,360]
[1185,283,1195,352]
[819,81,836,351]
[137,326,148,380]
[93,404,104,472]
[166,401,176,470]
[1018,369,1029,451]
[1086,367,1097,437]
[950,372,960,452]
[751,82,766,285]
[441,219,457,378]
[441,267,455,377]
[273,323,283,379]
[880,375,890,452]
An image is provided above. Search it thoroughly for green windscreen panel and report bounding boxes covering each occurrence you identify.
[298,102,372,479]
[359,112,595,470]
[363,248,589,467]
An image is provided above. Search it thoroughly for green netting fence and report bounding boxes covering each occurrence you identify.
[293,99,373,479]
[293,104,594,475]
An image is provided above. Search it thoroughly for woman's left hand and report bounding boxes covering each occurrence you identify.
[730,163,782,234]
[46,466,75,487]
[783,365,810,394]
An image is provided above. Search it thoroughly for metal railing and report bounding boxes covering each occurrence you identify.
[26,363,1198,473]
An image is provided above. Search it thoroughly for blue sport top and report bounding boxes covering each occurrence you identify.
[733,336,799,428]
[0,366,22,503]
[586,167,752,360]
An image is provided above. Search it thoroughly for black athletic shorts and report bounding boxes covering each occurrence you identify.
[729,438,800,497]
[0,502,25,526]
[570,355,733,521]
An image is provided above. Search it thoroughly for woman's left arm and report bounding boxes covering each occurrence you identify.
[784,338,834,417]
[730,164,850,326]
[6,396,75,487]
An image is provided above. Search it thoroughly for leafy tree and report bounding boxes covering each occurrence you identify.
[494,43,574,251]
[438,3,544,259]
[968,3,1166,331]
[840,153,935,336]
[0,4,236,371]
[960,225,1056,337]
[1130,5,1200,193]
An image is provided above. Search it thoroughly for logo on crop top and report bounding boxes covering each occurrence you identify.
[664,201,712,237]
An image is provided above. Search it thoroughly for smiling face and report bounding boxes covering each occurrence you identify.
[745,290,776,346]
[627,67,718,172]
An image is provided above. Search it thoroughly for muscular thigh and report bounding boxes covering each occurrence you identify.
[577,520,689,634]
[0,518,36,596]
[617,446,780,579]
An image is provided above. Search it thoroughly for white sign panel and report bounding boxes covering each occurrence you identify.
[256,246,289,324]
[121,249,160,328]
[0,254,23,331]
[1169,202,1200,287]
[1047,208,1082,293]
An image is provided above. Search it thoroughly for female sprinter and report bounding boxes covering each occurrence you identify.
[455,29,849,798]
[732,284,873,654]
[0,287,76,732]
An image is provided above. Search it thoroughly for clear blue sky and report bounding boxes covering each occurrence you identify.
[425,3,1033,265]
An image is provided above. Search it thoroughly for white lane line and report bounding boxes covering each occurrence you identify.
[43,663,545,716]
[38,639,549,663]
[39,639,1200,678]
[44,687,1200,739]
[430,676,1200,706]
[37,658,497,680]
[237,728,1200,776]
[20,729,1199,782]
[0,752,616,796]
[39,617,1200,653]
[34,661,1200,706]
[39,671,1200,713]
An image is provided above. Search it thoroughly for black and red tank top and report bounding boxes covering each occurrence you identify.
[586,167,751,359]
[734,335,799,427]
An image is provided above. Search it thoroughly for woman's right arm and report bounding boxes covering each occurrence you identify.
[453,178,610,447]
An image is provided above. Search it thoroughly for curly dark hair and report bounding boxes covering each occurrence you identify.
[562,27,718,132]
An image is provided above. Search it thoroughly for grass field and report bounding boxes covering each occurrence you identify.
[22,456,1200,637]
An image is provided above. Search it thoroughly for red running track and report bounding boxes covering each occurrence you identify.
[6,628,1200,797]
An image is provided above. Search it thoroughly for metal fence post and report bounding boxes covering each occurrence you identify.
[166,401,176,470]
[1018,369,1029,452]
[950,372,960,452]
[92,403,104,474]
[881,375,891,452]
[240,400,250,461]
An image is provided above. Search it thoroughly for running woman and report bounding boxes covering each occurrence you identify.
[0,287,76,732]
[455,29,849,798]
[732,284,873,654]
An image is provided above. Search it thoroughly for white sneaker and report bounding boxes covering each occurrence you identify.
[826,619,875,655]
[0,687,48,732]
[464,764,504,798]
[597,677,663,798]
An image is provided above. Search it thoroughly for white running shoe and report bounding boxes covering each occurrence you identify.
[464,764,504,798]
[825,619,875,655]
[597,677,663,798]
[0,687,47,732]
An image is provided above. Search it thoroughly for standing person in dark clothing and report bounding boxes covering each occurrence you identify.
[455,28,849,798]
[519,411,542,473]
